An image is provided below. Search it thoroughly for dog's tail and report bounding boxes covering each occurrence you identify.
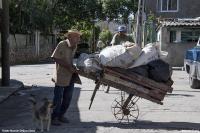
[28,94,37,105]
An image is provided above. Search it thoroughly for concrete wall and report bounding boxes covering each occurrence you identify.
[146,0,200,19]
[0,33,56,64]
[165,42,196,66]
[160,27,197,67]
[39,34,55,60]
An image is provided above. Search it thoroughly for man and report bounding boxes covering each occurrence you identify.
[51,29,81,125]
[104,26,134,93]
[110,25,134,46]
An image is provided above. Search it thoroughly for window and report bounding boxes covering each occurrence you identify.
[170,31,176,43]
[168,0,178,10]
[157,0,179,12]
[181,31,199,42]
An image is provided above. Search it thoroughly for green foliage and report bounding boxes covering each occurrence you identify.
[145,11,157,43]
[147,11,156,22]
[99,29,112,44]
[71,21,93,31]
[10,0,55,33]
[9,0,138,34]
[102,0,138,23]
[94,26,101,41]
[80,29,92,43]
[9,0,104,33]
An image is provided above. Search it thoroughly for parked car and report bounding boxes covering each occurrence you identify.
[184,37,200,88]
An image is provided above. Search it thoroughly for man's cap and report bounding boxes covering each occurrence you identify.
[64,29,82,37]
[117,26,127,32]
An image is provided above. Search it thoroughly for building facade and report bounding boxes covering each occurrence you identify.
[146,0,200,67]
[146,0,200,19]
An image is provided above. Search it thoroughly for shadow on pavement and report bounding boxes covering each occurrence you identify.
[166,93,194,97]
[175,90,200,93]
[1,85,200,132]
[75,120,200,131]
[0,86,97,133]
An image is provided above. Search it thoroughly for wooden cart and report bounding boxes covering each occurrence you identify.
[77,67,173,123]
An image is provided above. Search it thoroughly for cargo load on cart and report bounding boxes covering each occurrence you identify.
[75,42,173,123]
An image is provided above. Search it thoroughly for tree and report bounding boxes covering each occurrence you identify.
[102,0,138,24]
[99,29,112,45]
[10,0,55,33]
[9,0,104,33]
[9,0,138,33]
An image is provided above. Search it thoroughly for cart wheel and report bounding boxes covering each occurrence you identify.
[111,96,139,124]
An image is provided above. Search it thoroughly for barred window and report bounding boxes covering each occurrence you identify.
[181,31,200,42]
[157,0,179,12]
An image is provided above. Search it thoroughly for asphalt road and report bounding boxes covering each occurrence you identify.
[0,64,200,133]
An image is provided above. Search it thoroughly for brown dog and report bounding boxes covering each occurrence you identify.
[29,95,53,132]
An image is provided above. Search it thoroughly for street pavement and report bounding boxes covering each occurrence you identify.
[0,64,200,133]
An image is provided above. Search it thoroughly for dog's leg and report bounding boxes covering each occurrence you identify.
[35,120,40,132]
[33,118,37,130]
[47,117,51,132]
[40,120,44,132]
[32,116,39,131]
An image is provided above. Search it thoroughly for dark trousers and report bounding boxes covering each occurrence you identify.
[52,80,74,119]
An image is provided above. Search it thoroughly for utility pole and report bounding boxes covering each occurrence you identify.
[1,0,10,86]
[135,0,145,48]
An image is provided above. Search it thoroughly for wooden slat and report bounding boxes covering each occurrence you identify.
[104,67,173,93]
[77,69,164,105]
[100,78,163,105]
[104,69,166,94]
[77,70,97,80]
[104,74,165,101]
[104,71,166,95]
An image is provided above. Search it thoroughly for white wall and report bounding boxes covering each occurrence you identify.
[96,21,120,33]
[0,33,55,64]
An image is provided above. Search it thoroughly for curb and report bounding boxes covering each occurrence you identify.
[0,79,24,104]
[172,67,185,71]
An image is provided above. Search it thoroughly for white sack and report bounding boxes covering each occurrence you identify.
[83,57,102,73]
[129,43,160,68]
[124,42,141,60]
[76,53,92,68]
[99,44,141,68]
[159,50,168,61]
[76,53,102,73]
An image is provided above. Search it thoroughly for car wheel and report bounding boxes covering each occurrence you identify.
[189,76,200,89]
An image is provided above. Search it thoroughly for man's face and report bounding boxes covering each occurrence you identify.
[119,31,126,36]
[68,33,81,48]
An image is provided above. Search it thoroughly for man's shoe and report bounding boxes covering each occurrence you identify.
[51,118,62,126]
[59,116,69,123]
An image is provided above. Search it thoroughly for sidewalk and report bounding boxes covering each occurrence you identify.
[0,79,24,104]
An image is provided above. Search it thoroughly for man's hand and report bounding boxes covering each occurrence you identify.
[70,66,78,73]
[53,57,78,73]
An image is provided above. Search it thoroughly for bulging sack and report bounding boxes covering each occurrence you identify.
[129,43,160,68]
[99,43,141,68]
[76,53,92,68]
[76,53,102,73]
[83,57,102,73]
[123,42,141,60]
[148,59,172,82]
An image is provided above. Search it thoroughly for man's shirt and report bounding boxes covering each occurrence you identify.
[51,39,76,86]
[111,33,134,46]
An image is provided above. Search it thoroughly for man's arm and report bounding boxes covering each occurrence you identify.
[110,33,118,46]
[52,57,77,73]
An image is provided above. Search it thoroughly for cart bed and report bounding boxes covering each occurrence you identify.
[77,67,173,105]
